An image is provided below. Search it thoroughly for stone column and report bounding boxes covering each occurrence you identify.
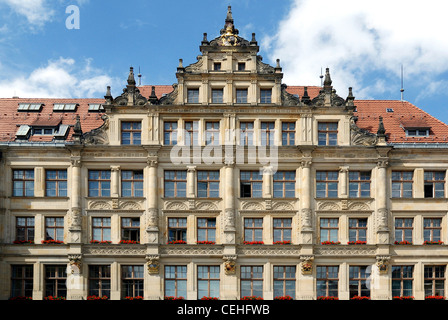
[376,159,390,244]
[223,160,236,244]
[146,158,159,244]
[339,166,349,198]
[69,158,82,243]
[300,158,313,244]
[110,165,120,198]
[263,166,273,198]
[187,166,196,198]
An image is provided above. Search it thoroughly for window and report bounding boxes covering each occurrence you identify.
[164,121,178,145]
[88,104,104,112]
[273,266,296,299]
[424,218,442,242]
[18,103,42,112]
[238,62,246,71]
[316,171,338,198]
[273,218,292,243]
[121,122,141,145]
[168,218,187,243]
[164,170,187,198]
[33,127,56,135]
[15,217,34,243]
[236,88,248,103]
[349,171,371,198]
[53,103,77,111]
[392,266,413,298]
[386,108,394,113]
[45,217,64,242]
[424,266,445,298]
[282,122,295,146]
[121,218,140,242]
[89,265,111,298]
[197,218,216,243]
[121,170,143,197]
[240,171,262,198]
[187,88,199,103]
[320,218,338,243]
[318,122,338,146]
[213,62,221,71]
[121,265,144,299]
[392,171,413,198]
[13,169,34,197]
[205,121,220,145]
[273,171,296,198]
[260,89,272,103]
[88,170,111,197]
[316,266,339,298]
[212,89,224,104]
[395,218,413,243]
[424,171,445,198]
[349,266,371,298]
[240,122,254,146]
[349,218,367,243]
[11,265,33,298]
[165,265,187,299]
[92,217,111,242]
[45,265,67,298]
[198,266,220,299]
[261,122,275,146]
[185,121,199,146]
[244,218,263,242]
[197,171,220,198]
[241,266,263,298]
[406,129,429,137]
[46,170,67,197]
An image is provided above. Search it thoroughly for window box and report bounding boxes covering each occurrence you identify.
[274,295,294,300]
[200,296,219,300]
[9,296,32,300]
[44,296,66,300]
[273,240,291,245]
[317,296,339,300]
[13,240,34,244]
[394,240,413,245]
[196,241,216,245]
[425,295,445,300]
[87,295,109,300]
[124,296,143,300]
[350,296,370,300]
[164,296,185,300]
[243,241,264,245]
[119,240,140,244]
[423,240,444,245]
[392,296,414,300]
[167,240,187,244]
[90,240,112,244]
[41,240,64,244]
[241,296,263,300]
[347,241,367,245]
[321,241,340,245]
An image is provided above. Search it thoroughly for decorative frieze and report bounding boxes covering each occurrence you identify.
[315,246,377,256]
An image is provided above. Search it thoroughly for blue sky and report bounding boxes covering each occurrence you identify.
[0,0,448,125]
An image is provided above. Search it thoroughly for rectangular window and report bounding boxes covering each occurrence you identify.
[11,265,33,298]
[273,266,296,299]
[395,218,413,243]
[349,218,367,243]
[282,122,295,146]
[320,218,339,243]
[392,266,413,298]
[424,171,445,198]
[92,217,111,242]
[424,218,442,242]
[273,218,292,243]
[45,217,64,242]
[316,171,338,198]
[197,171,220,198]
[261,122,275,146]
[164,121,178,146]
[121,122,141,145]
[45,170,67,197]
[89,265,111,298]
[260,89,272,104]
[13,169,34,197]
[121,170,143,197]
[88,170,111,197]
[205,121,220,145]
[185,121,199,146]
[168,218,187,243]
[212,89,224,104]
[213,62,221,71]
[316,266,339,298]
[121,218,140,242]
[424,266,445,298]
[187,88,199,103]
[240,171,262,198]
[165,265,187,299]
[349,266,371,298]
[392,171,413,198]
[238,62,246,71]
[45,265,67,299]
[164,170,187,198]
[240,122,254,146]
[318,122,338,146]
[241,266,263,298]
[15,217,34,242]
[236,88,248,103]
[273,171,296,198]
[121,265,144,299]
[349,171,371,198]
[197,218,216,243]
[198,266,220,299]
[244,218,263,242]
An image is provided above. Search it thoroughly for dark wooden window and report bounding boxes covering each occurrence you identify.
[15,217,34,242]
[168,218,187,242]
[205,121,220,145]
[13,169,34,197]
[316,171,338,198]
[241,266,263,298]
[121,121,141,145]
[11,265,33,298]
[121,170,143,197]
[164,121,178,145]
[45,217,64,242]
[164,170,187,198]
[273,171,295,198]
[212,89,224,103]
[197,171,219,198]
[282,122,295,146]
[121,265,144,298]
[392,266,413,297]
[165,265,187,298]
[92,217,111,242]
[273,266,296,299]
[185,121,199,146]
[236,88,248,103]
[273,218,292,243]
[395,218,413,243]
[240,122,254,146]
[349,171,371,198]
[424,218,442,242]
[424,171,445,198]
[88,170,111,197]
[45,265,67,298]
[316,266,339,298]
[349,266,370,298]
[318,122,338,145]
[45,170,67,197]
[197,218,216,242]
[392,171,413,198]
[89,265,111,298]
[187,89,199,103]
[349,218,367,242]
[121,218,140,242]
[198,266,220,299]
[424,266,445,298]
[261,122,275,146]
[240,171,262,198]
[260,89,272,103]
[244,218,263,242]
[320,218,338,243]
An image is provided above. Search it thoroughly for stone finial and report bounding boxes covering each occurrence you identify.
[377,116,386,137]
[323,67,332,88]
[301,86,311,105]
[104,86,113,104]
[202,32,209,45]
[148,86,158,104]
[250,32,257,45]
[127,67,136,86]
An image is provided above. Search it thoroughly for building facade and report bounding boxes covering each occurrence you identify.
[1,7,448,300]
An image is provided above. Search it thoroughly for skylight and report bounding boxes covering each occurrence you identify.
[18,103,43,112]
[53,103,77,111]
[88,103,104,111]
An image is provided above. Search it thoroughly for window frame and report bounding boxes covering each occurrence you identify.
[260,121,275,146]
[168,217,187,243]
[92,217,111,242]
[121,121,141,145]
[236,88,248,103]
[394,218,414,243]
[260,88,272,104]
[240,171,263,198]
[12,169,34,197]
[211,88,224,104]
[121,265,144,299]
[15,217,35,242]
[273,218,292,243]
[45,217,64,242]
[318,122,338,146]
[164,265,187,298]
[121,217,140,242]
[187,88,200,104]
[391,171,413,198]
[197,218,216,243]
[348,218,367,243]
[320,218,339,243]
[424,171,445,198]
[244,218,263,243]
[316,266,339,298]
[164,170,187,198]
[197,265,220,299]
[392,265,414,298]
[240,121,254,146]
[184,121,199,146]
[164,121,178,146]
[88,170,111,197]
[349,171,371,198]
[240,266,263,298]
[197,171,220,198]
[349,266,371,298]
[424,218,442,242]
[316,171,339,198]
[11,265,33,298]
[45,169,67,197]
[424,265,445,298]
[88,265,111,298]
[281,122,295,146]
[121,170,143,197]
[273,266,296,299]
[44,265,67,298]
[273,171,296,198]
[205,121,220,146]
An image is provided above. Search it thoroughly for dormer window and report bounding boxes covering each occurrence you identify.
[213,63,221,71]
[33,127,56,135]
[401,120,431,138]
[406,129,429,137]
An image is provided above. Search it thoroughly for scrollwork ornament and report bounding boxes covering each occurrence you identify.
[223,256,237,275]
[376,256,390,274]
[146,255,160,274]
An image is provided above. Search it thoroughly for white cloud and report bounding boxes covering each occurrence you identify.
[0,0,55,28]
[265,0,448,99]
[0,57,119,98]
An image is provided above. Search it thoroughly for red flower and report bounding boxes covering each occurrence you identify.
[273,241,291,245]
[241,296,263,300]
[392,296,414,300]
[90,240,112,244]
[87,295,108,300]
[425,295,445,300]
[274,295,294,300]
[200,296,219,300]
[13,240,34,244]
[321,241,340,245]
[164,296,185,300]
[119,240,140,244]
[196,241,216,245]
[167,240,187,244]
[351,296,370,300]
[423,240,444,245]
[124,296,143,300]
[394,240,412,245]
[317,296,339,300]
[347,240,367,245]
[243,241,264,245]
[41,240,64,244]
